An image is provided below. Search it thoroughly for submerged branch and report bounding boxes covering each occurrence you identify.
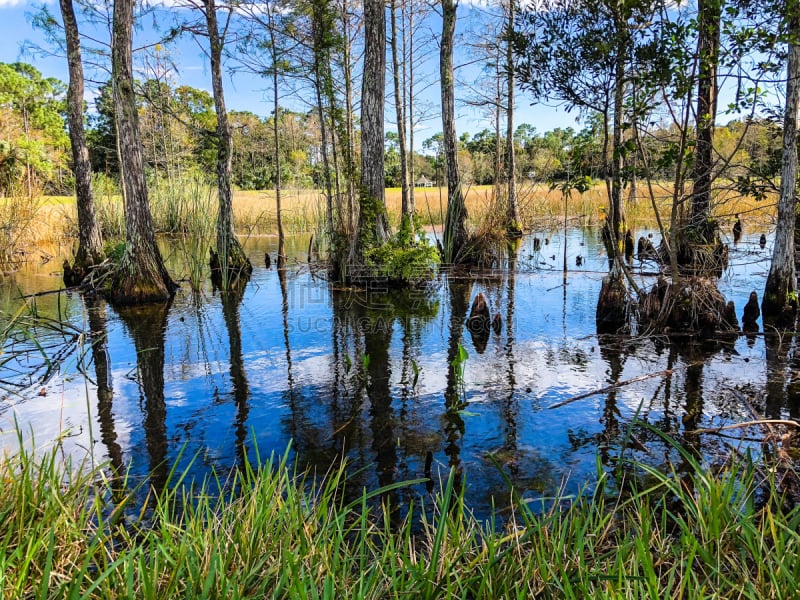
[548,361,704,410]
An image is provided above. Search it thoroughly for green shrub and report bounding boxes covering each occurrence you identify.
[365,215,439,284]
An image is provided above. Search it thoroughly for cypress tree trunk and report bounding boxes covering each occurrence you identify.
[441,0,468,263]
[494,56,503,212]
[391,0,411,224]
[690,0,721,240]
[309,3,336,254]
[272,101,286,273]
[60,0,103,279]
[109,0,175,305]
[763,8,800,321]
[609,7,627,255]
[357,0,389,259]
[505,0,520,235]
[205,0,251,288]
[341,2,358,238]
[406,2,416,215]
[265,3,285,270]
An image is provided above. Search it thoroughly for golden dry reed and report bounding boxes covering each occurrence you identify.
[13,180,779,253]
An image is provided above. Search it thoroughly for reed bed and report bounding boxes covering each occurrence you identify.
[20,180,779,261]
[1,429,799,599]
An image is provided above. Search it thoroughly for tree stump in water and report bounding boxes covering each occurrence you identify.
[210,247,252,290]
[467,292,491,354]
[722,301,739,331]
[637,236,656,260]
[742,291,760,332]
[624,230,634,262]
[638,277,738,336]
[63,259,84,287]
[492,313,502,335]
[596,274,628,334]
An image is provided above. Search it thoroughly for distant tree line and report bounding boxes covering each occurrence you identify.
[0,60,784,197]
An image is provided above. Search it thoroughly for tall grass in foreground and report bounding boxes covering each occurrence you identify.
[2,430,800,599]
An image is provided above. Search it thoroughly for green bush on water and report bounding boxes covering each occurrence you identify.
[2,430,800,599]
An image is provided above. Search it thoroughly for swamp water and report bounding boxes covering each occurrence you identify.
[0,228,789,517]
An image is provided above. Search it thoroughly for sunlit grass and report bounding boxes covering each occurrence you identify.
[1,428,798,599]
[26,180,779,255]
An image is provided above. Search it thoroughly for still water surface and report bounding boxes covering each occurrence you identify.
[0,227,788,516]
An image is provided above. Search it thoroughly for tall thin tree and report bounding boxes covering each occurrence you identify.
[265,2,286,270]
[505,0,521,236]
[689,0,722,240]
[357,0,390,261]
[441,0,468,263]
[109,0,175,305]
[202,0,252,287]
[60,0,103,280]
[391,0,411,224]
[762,0,800,320]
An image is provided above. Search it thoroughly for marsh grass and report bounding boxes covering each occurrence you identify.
[1,424,799,599]
[36,180,778,254]
[0,188,46,270]
[158,176,217,291]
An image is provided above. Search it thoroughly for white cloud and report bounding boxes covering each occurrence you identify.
[0,0,44,6]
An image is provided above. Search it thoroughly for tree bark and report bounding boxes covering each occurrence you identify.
[406,1,416,214]
[609,6,627,255]
[690,0,721,238]
[357,0,389,255]
[441,0,468,263]
[341,0,358,237]
[310,4,335,239]
[60,0,103,278]
[205,0,251,287]
[505,0,520,235]
[266,3,286,270]
[763,8,800,321]
[494,54,503,213]
[391,0,411,224]
[109,0,175,305]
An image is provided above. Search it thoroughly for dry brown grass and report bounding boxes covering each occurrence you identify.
[245,182,777,235]
[29,181,779,249]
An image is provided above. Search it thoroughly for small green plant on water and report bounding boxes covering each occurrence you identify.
[410,357,420,388]
[364,214,439,284]
[448,343,472,413]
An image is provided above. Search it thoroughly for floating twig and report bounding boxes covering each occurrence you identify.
[547,362,703,410]
[691,419,800,435]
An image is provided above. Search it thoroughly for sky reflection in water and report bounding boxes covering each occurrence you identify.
[0,227,785,517]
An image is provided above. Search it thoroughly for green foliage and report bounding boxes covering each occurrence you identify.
[0,62,69,195]
[364,215,439,284]
[102,239,126,263]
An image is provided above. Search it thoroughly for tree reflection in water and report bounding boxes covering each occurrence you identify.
[84,296,124,495]
[219,281,250,468]
[117,301,171,494]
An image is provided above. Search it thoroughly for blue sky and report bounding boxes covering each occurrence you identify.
[0,0,584,148]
